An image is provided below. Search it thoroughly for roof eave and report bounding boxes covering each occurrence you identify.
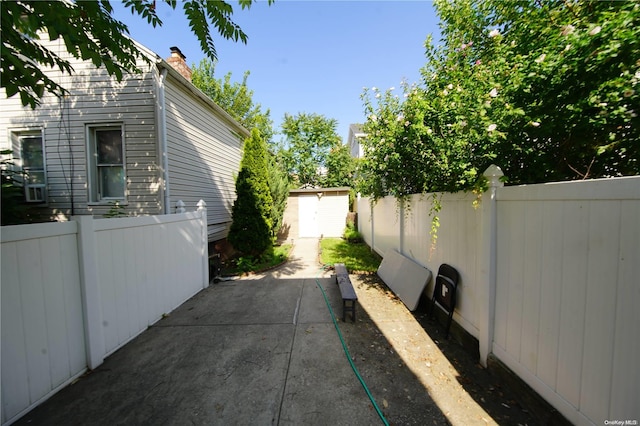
[155,59,251,139]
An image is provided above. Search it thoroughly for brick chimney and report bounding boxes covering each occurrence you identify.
[166,46,192,81]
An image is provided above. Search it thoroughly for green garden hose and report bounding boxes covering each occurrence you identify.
[315,269,390,426]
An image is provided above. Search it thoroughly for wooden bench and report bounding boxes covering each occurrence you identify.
[334,263,357,322]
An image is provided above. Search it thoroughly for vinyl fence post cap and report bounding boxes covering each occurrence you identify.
[483,164,504,188]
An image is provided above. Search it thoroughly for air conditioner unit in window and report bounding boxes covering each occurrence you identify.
[25,184,46,202]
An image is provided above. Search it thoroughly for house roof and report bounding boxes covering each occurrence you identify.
[349,123,366,138]
[155,59,250,139]
[130,39,250,140]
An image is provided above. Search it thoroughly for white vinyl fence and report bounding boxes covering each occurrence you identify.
[358,170,640,426]
[1,202,208,425]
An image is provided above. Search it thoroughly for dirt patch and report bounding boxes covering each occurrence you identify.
[335,273,538,426]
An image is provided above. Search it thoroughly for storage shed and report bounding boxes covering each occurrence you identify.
[280,187,350,240]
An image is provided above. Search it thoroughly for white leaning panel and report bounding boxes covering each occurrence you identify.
[377,249,432,311]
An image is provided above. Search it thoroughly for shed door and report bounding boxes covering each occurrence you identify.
[298,195,319,237]
[317,193,348,237]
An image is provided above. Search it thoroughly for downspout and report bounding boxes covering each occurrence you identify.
[157,67,170,214]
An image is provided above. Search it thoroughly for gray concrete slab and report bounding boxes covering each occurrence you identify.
[14,238,378,426]
[279,322,380,425]
[13,238,542,426]
[296,277,342,324]
[16,323,294,425]
[160,277,304,326]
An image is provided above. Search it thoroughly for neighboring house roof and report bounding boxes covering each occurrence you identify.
[349,123,365,137]
[347,123,366,158]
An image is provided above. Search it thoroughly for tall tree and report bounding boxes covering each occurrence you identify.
[191,59,273,142]
[1,0,273,108]
[280,113,342,188]
[228,128,273,257]
[324,143,356,188]
[266,153,289,239]
[358,0,639,201]
[434,0,640,183]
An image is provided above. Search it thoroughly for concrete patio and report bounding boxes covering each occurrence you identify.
[14,238,541,425]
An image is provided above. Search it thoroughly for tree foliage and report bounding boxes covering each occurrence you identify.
[324,143,356,188]
[228,129,273,257]
[191,59,274,142]
[358,0,639,201]
[280,113,343,188]
[266,153,289,238]
[1,0,273,108]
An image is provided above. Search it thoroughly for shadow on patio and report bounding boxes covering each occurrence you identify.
[342,274,538,425]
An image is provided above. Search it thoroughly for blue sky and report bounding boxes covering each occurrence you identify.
[112,1,441,143]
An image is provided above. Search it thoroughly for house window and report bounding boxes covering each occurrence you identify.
[88,125,125,202]
[10,130,47,202]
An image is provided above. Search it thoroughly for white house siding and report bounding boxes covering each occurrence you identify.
[162,73,246,241]
[0,40,162,219]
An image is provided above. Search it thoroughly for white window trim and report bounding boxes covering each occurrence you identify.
[9,128,47,203]
[86,123,127,205]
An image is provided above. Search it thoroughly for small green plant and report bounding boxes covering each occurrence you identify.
[269,243,292,266]
[236,256,257,273]
[225,243,292,276]
[104,201,128,218]
[343,221,363,243]
[259,246,275,264]
[428,193,442,248]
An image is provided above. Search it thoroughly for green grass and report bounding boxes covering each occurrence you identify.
[320,238,382,273]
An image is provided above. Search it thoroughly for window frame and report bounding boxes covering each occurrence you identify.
[86,123,127,204]
[9,128,47,203]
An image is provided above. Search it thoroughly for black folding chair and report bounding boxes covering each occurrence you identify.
[429,264,460,338]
